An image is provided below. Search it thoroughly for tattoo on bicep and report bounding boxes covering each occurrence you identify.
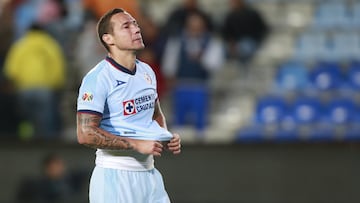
[78,114,133,150]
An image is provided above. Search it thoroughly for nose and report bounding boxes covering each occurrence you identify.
[132,24,141,34]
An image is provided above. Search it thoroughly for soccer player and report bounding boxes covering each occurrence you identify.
[76,8,181,203]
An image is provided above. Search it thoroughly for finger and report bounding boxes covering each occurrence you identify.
[167,141,179,147]
[153,151,162,157]
[172,149,181,155]
[168,146,180,152]
[170,138,180,143]
[153,147,163,152]
[170,138,180,144]
[154,142,163,152]
[152,141,163,156]
[170,133,180,142]
[168,143,181,151]
[155,141,163,148]
[153,145,163,153]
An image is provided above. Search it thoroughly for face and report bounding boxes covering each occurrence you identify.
[184,0,197,9]
[46,158,65,179]
[103,12,144,52]
[186,14,206,37]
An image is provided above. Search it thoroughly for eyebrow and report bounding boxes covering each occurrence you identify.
[121,21,130,26]
[121,20,137,27]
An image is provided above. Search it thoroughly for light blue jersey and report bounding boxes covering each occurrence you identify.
[77,56,173,142]
[77,56,173,170]
[77,57,172,203]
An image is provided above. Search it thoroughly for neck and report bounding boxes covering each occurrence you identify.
[108,51,137,71]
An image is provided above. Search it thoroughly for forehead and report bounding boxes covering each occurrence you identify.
[111,12,135,25]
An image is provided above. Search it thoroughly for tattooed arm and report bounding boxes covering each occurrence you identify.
[76,112,163,156]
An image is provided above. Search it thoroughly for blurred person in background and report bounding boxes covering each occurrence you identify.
[3,23,66,140]
[158,0,213,63]
[0,1,20,136]
[0,0,15,66]
[74,11,107,79]
[76,8,181,202]
[37,0,69,49]
[13,0,79,56]
[12,0,38,39]
[82,0,143,23]
[161,0,213,38]
[16,153,89,203]
[221,0,269,65]
[161,11,225,139]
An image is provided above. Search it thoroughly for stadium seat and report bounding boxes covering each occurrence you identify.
[317,97,356,141]
[293,31,327,62]
[332,32,360,61]
[347,61,360,90]
[236,95,287,143]
[254,95,287,125]
[308,61,344,91]
[287,96,335,141]
[273,60,309,94]
[332,96,360,141]
[273,113,300,142]
[235,125,266,143]
[350,2,360,28]
[324,97,356,125]
[312,1,350,30]
[289,96,321,125]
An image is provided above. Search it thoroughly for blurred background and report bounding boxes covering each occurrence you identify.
[1,0,360,202]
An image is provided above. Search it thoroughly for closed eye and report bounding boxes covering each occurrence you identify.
[122,22,130,29]
[122,21,139,29]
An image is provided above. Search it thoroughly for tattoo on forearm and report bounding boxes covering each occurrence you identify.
[77,114,133,150]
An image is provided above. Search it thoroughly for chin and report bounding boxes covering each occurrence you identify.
[136,44,145,50]
[124,43,145,52]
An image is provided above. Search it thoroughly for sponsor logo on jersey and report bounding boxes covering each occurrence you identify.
[123,94,156,116]
[82,92,93,101]
[123,100,137,115]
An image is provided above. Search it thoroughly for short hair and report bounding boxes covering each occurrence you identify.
[97,8,125,52]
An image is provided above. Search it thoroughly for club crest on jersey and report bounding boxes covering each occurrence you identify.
[123,100,137,115]
[144,73,152,84]
[82,92,93,101]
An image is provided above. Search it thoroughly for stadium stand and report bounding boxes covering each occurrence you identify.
[235,0,360,143]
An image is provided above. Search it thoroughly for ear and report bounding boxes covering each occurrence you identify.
[102,33,114,46]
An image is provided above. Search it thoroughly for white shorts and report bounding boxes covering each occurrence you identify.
[89,166,170,203]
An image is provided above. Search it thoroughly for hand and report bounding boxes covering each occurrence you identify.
[133,140,163,156]
[167,133,181,155]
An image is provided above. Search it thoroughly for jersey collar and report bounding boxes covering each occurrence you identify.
[106,56,137,75]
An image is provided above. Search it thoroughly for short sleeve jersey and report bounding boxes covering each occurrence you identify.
[77,56,172,170]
